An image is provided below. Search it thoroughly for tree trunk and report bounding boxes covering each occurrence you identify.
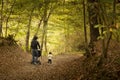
[87,0,100,43]
[41,0,48,54]
[35,17,43,35]
[5,0,16,37]
[102,0,116,58]
[44,33,48,53]
[41,0,55,54]
[0,0,4,37]
[14,14,21,37]
[83,0,89,57]
[26,8,34,52]
[41,20,47,54]
[97,0,116,66]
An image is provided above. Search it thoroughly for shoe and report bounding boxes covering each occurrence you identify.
[33,62,37,65]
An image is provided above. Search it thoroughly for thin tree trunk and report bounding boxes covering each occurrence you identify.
[44,32,48,53]
[35,17,44,35]
[41,0,48,54]
[5,0,16,37]
[43,8,53,53]
[83,0,89,57]
[41,21,47,54]
[0,0,4,37]
[26,8,34,52]
[14,14,21,37]
[41,0,55,54]
[97,0,116,66]
[103,0,116,58]
[63,0,67,52]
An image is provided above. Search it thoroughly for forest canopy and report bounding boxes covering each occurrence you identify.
[0,0,120,55]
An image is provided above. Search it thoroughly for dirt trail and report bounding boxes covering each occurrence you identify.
[17,54,83,80]
[0,46,83,80]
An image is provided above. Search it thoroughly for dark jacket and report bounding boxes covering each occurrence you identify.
[31,39,40,49]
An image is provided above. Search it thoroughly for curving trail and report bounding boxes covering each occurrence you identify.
[16,54,83,80]
[0,46,84,80]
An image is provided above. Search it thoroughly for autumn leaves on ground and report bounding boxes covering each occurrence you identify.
[0,40,83,80]
[0,39,120,80]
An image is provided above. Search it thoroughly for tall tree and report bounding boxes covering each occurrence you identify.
[87,0,100,43]
[83,0,89,56]
[103,0,116,58]
[86,0,100,57]
[5,0,16,37]
[0,0,4,37]
[25,7,35,52]
[41,0,49,54]
[41,0,58,53]
[96,0,117,66]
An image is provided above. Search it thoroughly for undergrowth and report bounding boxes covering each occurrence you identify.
[81,40,120,80]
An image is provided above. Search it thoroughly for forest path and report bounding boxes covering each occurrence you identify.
[0,46,84,80]
[17,54,83,80]
[0,50,84,80]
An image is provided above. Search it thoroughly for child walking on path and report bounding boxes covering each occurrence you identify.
[48,52,53,64]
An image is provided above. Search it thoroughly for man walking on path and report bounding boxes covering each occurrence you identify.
[31,35,41,65]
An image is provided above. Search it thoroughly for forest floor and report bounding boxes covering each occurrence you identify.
[0,45,84,80]
[0,39,120,80]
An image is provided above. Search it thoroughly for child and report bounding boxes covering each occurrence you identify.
[48,52,53,64]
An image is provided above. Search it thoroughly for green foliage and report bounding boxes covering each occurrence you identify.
[94,24,105,40]
[100,0,114,3]
[0,0,86,53]
[1,0,120,54]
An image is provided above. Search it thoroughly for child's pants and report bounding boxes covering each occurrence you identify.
[48,59,52,64]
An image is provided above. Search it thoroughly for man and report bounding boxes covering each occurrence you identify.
[31,35,40,65]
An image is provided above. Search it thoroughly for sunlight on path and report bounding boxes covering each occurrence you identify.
[18,54,83,79]
[1,53,83,80]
